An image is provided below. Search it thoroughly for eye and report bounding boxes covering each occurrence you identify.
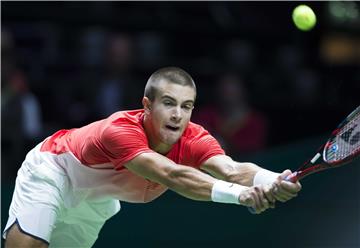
[182,104,194,111]
[163,100,174,106]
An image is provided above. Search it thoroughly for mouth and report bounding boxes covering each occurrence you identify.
[165,125,180,132]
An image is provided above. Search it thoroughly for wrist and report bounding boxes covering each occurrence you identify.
[253,169,280,185]
[211,180,247,205]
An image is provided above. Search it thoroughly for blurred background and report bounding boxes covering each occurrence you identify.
[1,2,359,247]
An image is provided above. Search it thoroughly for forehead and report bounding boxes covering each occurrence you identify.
[155,79,196,102]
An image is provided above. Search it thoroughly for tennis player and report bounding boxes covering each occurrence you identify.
[3,67,301,248]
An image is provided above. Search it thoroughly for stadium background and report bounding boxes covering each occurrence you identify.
[2,2,359,247]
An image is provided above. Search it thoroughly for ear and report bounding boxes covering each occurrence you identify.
[142,97,152,114]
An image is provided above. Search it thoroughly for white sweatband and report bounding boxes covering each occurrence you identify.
[211,180,247,205]
[253,169,280,186]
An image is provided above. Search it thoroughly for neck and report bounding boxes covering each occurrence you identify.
[142,114,172,155]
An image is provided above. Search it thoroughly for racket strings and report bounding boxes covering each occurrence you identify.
[325,111,360,162]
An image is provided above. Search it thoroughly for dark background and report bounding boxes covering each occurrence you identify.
[2,2,359,247]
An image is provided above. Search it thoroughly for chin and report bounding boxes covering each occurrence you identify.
[162,135,181,145]
[164,138,178,145]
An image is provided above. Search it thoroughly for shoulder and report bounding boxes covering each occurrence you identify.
[101,109,147,143]
[104,109,145,130]
[178,122,225,167]
[182,121,210,139]
[108,109,145,125]
[182,121,221,147]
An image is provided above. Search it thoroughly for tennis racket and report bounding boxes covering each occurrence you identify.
[249,105,360,213]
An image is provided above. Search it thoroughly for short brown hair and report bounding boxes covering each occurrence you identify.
[144,67,196,101]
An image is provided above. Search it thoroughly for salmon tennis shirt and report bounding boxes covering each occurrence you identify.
[40,109,225,203]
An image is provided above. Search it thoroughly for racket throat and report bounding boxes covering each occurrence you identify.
[295,152,328,180]
[296,164,327,180]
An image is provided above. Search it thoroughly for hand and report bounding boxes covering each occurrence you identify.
[271,169,302,203]
[238,185,276,214]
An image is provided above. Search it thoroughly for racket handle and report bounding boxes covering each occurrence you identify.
[248,172,298,214]
[284,172,298,183]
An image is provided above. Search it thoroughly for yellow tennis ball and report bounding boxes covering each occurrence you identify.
[292,5,317,31]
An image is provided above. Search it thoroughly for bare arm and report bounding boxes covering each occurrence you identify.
[125,152,217,201]
[201,155,302,203]
[124,152,273,213]
[200,154,263,186]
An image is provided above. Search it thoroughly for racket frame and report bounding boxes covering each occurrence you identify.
[287,107,360,182]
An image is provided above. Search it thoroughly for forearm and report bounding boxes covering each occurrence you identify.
[201,155,262,186]
[201,155,279,186]
[225,163,281,186]
[149,163,265,208]
[165,166,271,209]
[224,162,263,186]
[126,153,277,211]
[221,163,301,204]
[126,152,217,201]
[164,164,217,201]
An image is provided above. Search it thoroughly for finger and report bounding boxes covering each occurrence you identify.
[273,183,297,202]
[255,186,270,212]
[249,187,262,214]
[277,185,297,197]
[250,188,260,213]
[273,184,294,202]
[238,191,255,207]
[273,179,299,195]
[280,169,292,179]
[263,184,276,208]
[274,186,297,200]
[275,195,289,203]
[280,180,302,193]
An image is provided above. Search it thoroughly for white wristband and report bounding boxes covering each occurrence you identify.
[211,180,247,205]
[253,169,280,186]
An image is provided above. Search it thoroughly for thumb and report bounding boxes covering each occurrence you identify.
[280,169,292,180]
[238,191,255,207]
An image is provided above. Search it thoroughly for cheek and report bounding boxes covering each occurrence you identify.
[184,112,192,122]
[152,109,167,125]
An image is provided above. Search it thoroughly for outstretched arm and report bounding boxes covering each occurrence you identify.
[200,154,263,186]
[125,152,272,213]
[200,155,302,203]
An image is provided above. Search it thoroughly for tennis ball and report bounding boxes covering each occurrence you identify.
[292,5,316,31]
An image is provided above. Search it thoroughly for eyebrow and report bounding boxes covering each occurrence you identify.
[161,95,194,104]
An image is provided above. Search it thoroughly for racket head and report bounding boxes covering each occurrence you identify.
[291,106,360,181]
[323,106,360,166]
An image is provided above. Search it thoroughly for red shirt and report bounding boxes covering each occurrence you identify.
[40,109,224,203]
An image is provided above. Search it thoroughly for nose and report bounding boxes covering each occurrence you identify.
[171,106,182,122]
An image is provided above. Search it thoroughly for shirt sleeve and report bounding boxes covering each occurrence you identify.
[101,123,154,169]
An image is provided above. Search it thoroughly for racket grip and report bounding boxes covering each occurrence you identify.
[247,172,298,214]
[284,172,298,183]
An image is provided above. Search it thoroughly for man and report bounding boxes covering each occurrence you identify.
[3,67,301,248]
